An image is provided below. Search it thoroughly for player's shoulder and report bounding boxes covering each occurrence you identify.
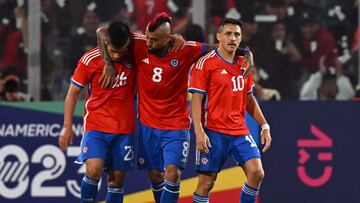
[79,47,102,66]
[193,50,217,70]
[184,41,199,47]
[183,40,203,51]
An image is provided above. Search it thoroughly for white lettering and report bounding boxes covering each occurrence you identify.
[5,125,14,137]
[27,124,36,137]
[15,124,27,136]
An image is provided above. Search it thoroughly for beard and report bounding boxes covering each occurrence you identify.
[148,46,169,57]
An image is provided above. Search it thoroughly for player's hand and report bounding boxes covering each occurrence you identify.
[260,128,272,153]
[195,130,212,153]
[99,63,116,88]
[170,34,186,52]
[241,48,254,78]
[58,127,74,151]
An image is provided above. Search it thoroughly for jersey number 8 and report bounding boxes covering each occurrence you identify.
[152,67,163,82]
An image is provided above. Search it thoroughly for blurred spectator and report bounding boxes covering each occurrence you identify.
[300,58,355,100]
[285,0,319,38]
[252,67,281,101]
[300,70,338,100]
[0,65,32,101]
[239,10,266,63]
[265,0,287,21]
[68,10,100,71]
[258,21,302,99]
[1,79,32,101]
[184,24,204,42]
[0,6,27,75]
[131,0,169,31]
[297,11,339,74]
[257,0,288,40]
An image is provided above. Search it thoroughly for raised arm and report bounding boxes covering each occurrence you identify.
[58,84,81,151]
[96,27,116,88]
[246,94,272,153]
[191,93,211,153]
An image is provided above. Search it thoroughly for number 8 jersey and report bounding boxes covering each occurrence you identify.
[188,49,255,136]
[131,33,205,130]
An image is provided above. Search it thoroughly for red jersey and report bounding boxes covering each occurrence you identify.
[189,50,255,136]
[131,33,205,129]
[71,48,136,134]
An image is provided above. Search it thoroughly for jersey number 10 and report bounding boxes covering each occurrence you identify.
[231,75,244,92]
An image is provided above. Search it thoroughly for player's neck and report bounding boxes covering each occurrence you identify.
[216,48,236,63]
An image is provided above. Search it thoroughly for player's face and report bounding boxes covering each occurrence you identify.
[145,29,171,53]
[217,24,242,53]
[106,40,129,63]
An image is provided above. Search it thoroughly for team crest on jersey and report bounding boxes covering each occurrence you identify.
[201,158,208,165]
[138,157,145,165]
[82,147,88,154]
[170,58,179,68]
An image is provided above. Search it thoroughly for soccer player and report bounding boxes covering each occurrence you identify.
[97,12,210,203]
[188,18,272,203]
[58,21,135,203]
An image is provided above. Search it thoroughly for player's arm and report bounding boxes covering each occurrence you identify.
[58,84,82,151]
[97,26,116,88]
[246,94,272,153]
[191,93,211,153]
[240,48,254,78]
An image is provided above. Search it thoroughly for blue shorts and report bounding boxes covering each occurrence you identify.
[75,130,134,171]
[138,122,190,171]
[195,128,261,173]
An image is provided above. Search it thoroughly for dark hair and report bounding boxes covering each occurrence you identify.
[1,65,23,80]
[299,11,319,25]
[267,0,285,7]
[148,12,172,32]
[185,24,204,42]
[240,9,255,23]
[107,21,130,49]
[218,18,242,33]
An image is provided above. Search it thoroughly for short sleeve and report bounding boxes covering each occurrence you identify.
[246,72,256,95]
[188,59,209,94]
[71,60,93,88]
[184,41,206,63]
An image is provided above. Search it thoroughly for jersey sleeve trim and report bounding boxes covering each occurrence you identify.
[71,79,84,88]
[188,87,206,94]
[247,84,256,95]
[81,49,100,66]
[131,32,146,40]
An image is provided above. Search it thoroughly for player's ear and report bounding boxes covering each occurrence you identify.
[216,32,221,42]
